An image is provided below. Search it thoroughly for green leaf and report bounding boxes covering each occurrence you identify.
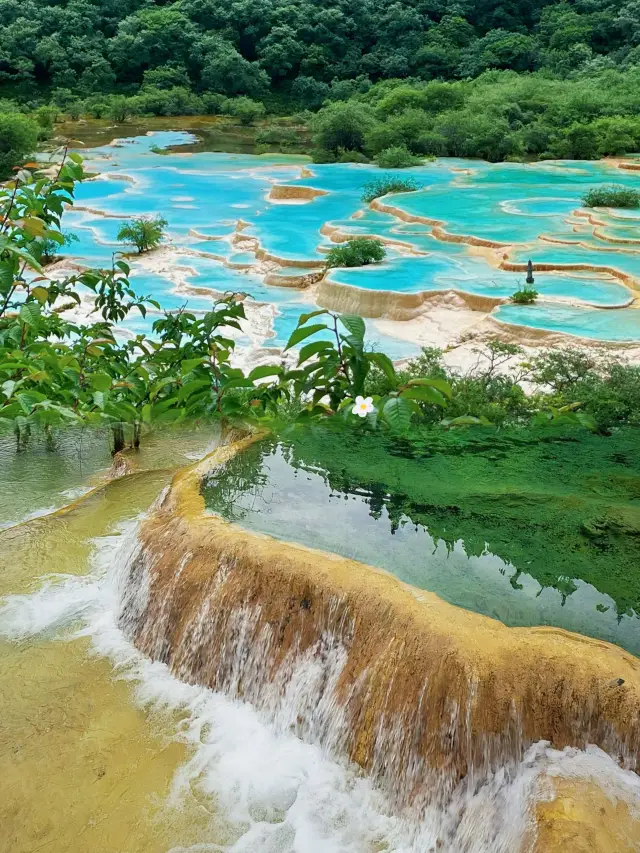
[400,385,447,407]
[297,339,334,364]
[248,364,283,381]
[68,152,83,165]
[284,323,328,350]
[222,377,254,390]
[178,379,211,401]
[16,391,46,413]
[382,396,415,433]
[406,377,452,399]
[297,309,329,327]
[180,357,205,375]
[30,286,49,304]
[93,390,109,411]
[441,415,491,427]
[19,302,41,326]
[90,373,112,392]
[366,352,397,387]
[1,380,16,400]
[339,314,365,341]
[20,217,47,238]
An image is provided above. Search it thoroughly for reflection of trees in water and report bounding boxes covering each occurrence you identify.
[200,438,275,522]
[201,434,637,614]
[281,436,596,610]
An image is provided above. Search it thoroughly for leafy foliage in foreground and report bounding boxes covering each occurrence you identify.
[582,185,640,208]
[0,156,450,451]
[365,339,640,432]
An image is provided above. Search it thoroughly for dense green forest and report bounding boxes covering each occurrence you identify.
[1,0,640,167]
[1,0,640,101]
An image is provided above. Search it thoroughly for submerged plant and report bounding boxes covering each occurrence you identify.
[117,215,168,253]
[361,177,419,203]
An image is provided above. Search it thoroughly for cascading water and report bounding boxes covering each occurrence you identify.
[3,513,638,853]
[2,437,640,853]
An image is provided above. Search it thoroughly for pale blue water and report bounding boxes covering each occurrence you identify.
[495,303,640,341]
[60,132,640,346]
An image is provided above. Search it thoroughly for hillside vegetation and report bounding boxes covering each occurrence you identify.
[1,1,640,166]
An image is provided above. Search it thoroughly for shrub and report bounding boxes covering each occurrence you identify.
[511,287,538,304]
[375,145,422,168]
[337,149,370,163]
[35,106,58,131]
[312,148,337,163]
[582,185,640,209]
[38,232,79,264]
[362,177,419,203]
[117,216,168,253]
[324,237,386,268]
[107,96,135,123]
[84,98,109,119]
[255,126,301,148]
[222,97,266,125]
[201,93,228,115]
[0,113,39,179]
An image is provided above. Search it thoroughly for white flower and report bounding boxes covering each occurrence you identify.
[352,395,375,418]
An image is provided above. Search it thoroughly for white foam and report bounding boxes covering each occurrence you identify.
[1,520,638,853]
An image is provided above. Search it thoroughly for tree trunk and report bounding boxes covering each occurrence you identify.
[111,424,125,455]
[133,421,141,450]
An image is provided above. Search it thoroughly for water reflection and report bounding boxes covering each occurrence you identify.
[201,438,640,654]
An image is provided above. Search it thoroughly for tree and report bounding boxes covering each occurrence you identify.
[222,97,266,125]
[0,113,38,179]
[459,30,541,76]
[311,102,376,157]
[117,216,168,253]
[142,64,191,91]
[291,76,330,109]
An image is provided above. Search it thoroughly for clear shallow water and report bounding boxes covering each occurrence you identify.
[201,437,640,654]
[58,132,640,345]
[495,303,640,341]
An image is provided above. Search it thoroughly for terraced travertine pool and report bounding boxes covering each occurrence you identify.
[201,426,640,654]
[50,131,640,350]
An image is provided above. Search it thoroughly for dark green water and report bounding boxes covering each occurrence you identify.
[201,427,640,654]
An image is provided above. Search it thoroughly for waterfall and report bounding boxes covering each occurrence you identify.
[2,505,639,852]
[114,472,640,832]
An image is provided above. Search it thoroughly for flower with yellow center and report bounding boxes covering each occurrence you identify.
[352,395,375,418]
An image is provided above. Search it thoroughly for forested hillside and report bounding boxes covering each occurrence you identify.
[1,0,640,168]
[1,0,639,102]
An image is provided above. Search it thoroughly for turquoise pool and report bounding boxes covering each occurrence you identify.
[59,132,640,345]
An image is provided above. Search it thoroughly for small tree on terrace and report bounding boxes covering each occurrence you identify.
[325,238,386,268]
[117,215,168,253]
